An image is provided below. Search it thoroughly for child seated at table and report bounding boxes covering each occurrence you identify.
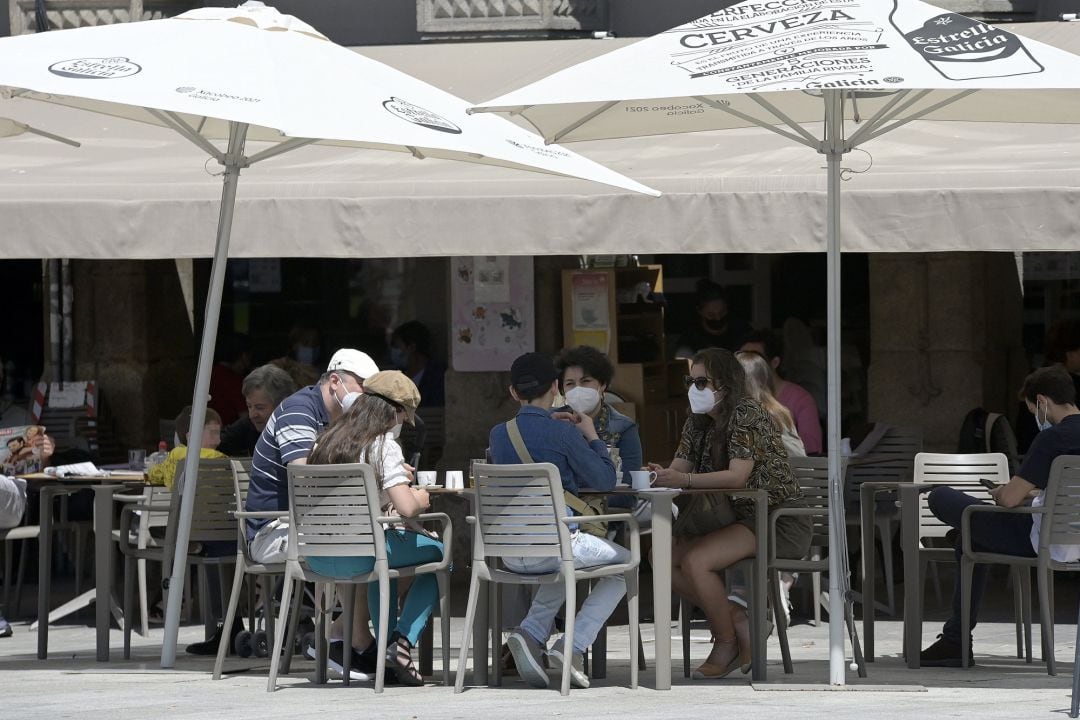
[148,406,227,488]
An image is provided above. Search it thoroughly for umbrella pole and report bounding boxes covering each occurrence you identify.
[161,121,249,668]
[824,89,846,686]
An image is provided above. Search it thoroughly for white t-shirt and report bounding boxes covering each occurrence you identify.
[0,475,27,529]
[360,433,411,515]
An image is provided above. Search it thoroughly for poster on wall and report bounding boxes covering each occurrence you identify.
[568,271,611,355]
[451,256,534,372]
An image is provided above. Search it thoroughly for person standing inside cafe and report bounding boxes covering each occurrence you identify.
[489,352,628,690]
[648,347,808,679]
[921,365,1080,667]
[674,279,752,358]
[245,348,382,679]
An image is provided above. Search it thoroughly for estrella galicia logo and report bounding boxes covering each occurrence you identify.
[48,57,141,80]
[383,97,462,134]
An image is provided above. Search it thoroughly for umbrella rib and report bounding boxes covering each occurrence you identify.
[858,89,978,145]
[847,89,931,146]
[18,122,81,148]
[746,93,822,147]
[845,90,913,147]
[147,108,225,163]
[246,136,318,166]
[694,96,817,150]
[549,101,619,144]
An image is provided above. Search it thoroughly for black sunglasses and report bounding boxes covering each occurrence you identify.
[684,375,712,391]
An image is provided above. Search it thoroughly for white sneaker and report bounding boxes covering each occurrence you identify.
[548,637,589,689]
[507,628,549,689]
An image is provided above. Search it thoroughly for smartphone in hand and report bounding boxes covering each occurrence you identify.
[979,478,1000,491]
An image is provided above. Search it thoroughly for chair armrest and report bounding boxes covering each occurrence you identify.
[377,512,454,569]
[559,513,636,526]
[231,510,289,520]
[960,504,1042,556]
[769,507,824,562]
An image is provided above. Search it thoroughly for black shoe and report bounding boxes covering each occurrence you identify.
[327,640,376,681]
[186,616,243,656]
[920,634,973,668]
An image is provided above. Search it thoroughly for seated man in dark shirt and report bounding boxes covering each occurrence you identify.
[217,363,296,457]
[921,366,1080,666]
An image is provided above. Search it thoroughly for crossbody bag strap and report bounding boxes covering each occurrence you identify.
[506,418,535,464]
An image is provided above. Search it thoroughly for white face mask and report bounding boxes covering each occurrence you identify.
[390,423,403,439]
[335,381,361,413]
[565,386,601,415]
[1037,399,1053,432]
[688,385,719,414]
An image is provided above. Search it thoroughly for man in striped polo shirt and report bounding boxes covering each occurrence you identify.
[245,347,379,677]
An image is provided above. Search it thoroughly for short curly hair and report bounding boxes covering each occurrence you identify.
[555,345,615,391]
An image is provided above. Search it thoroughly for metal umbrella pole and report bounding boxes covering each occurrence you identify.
[823,89,848,686]
[160,121,249,667]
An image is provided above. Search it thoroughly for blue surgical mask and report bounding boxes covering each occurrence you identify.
[389,347,407,370]
[295,344,318,365]
[1037,400,1053,432]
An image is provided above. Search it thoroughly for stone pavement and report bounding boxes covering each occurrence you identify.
[1,610,1077,720]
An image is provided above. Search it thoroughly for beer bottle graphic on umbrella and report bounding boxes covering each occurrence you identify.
[889,0,1043,81]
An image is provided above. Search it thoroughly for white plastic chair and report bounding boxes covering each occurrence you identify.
[912,452,1030,662]
[267,462,452,693]
[454,462,639,696]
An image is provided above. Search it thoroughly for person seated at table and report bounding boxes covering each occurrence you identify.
[489,351,627,690]
[739,329,822,455]
[736,349,805,624]
[736,350,806,459]
[647,347,809,679]
[921,366,1080,667]
[246,348,383,678]
[306,370,439,686]
[555,345,642,485]
[217,364,296,457]
[148,406,227,488]
[0,430,53,638]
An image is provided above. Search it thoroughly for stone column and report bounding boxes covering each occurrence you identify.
[867,252,1024,451]
[73,260,196,451]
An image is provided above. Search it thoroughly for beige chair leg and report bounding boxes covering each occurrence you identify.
[265,571,294,692]
[454,573,482,693]
[560,570,575,696]
[627,570,639,690]
[213,559,246,680]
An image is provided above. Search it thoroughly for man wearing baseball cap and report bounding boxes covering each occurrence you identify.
[243,347,379,676]
[488,351,628,690]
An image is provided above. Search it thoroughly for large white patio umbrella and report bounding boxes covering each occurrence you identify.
[473,0,1080,685]
[0,0,657,667]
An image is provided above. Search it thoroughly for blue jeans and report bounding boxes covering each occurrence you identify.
[307,529,445,646]
[503,532,629,654]
[927,487,1035,643]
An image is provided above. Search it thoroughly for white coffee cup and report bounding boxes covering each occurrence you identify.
[629,469,657,490]
[446,470,464,490]
[417,470,437,487]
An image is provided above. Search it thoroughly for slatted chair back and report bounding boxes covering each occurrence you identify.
[285,462,385,566]
[1039,455,1080,563]
[472,462,572,562]
[788,455,840,552]
[173,458,242,545]
[913,452,1009,541]
[843,425,922,509]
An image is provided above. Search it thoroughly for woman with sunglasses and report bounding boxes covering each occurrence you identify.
[306,370,443,686]
[647,348,809,679]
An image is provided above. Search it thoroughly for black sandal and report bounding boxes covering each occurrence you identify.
[386,632,424,686]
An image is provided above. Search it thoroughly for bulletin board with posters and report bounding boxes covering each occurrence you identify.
[451,256,534,372]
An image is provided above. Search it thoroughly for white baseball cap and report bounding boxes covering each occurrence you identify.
[326,348,379,381]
